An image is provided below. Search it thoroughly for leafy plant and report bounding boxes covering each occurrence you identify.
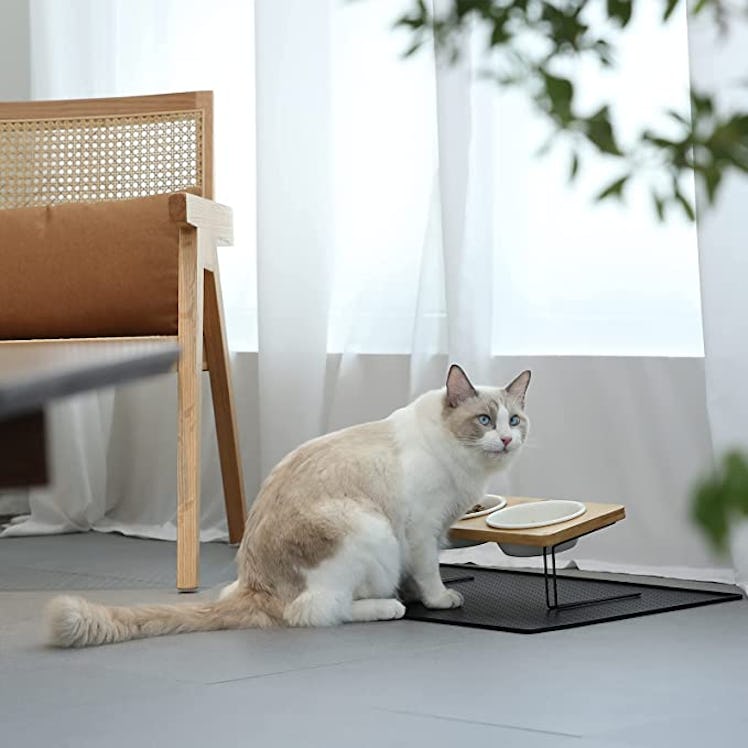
[394,0,748,220]
[692,451,748,552]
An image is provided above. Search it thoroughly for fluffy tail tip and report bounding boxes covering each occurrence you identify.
[46,595,94,648]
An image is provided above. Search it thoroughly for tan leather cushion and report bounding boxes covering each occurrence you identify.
[0,194,179,339]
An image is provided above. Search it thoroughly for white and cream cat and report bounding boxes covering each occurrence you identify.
[47,364,531,647]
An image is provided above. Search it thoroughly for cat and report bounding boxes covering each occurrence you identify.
[46,364,530,647]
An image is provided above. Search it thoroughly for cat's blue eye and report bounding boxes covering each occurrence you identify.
[477,414,492,427]
[509,415,520,427]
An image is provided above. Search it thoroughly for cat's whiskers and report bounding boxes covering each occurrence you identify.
[518,435,540,451]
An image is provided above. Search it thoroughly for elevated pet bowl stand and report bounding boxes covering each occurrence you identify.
[404,497,743,633]
[449,497,637,611]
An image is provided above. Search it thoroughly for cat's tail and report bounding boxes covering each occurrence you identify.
[45,586,278,648]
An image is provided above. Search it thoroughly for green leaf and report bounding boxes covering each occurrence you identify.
[691,91,714,116]
[727,113,748,136]
[674,188,695,220]
[606,0,633,27]
[402,39,423,57]
[703,166,723,203]
[667,109,690,126]
[490,19,509,46]
[542,72,575,124]
[595,174,629,201]
[652,191,666,221]
[692,450,748,552]
[585,106,622,155]
[663,0,680,21]
[593,39,614,67]
[539,3,588,50]
[642,131,677,150]
[692,478,730,551]
[569,151,580,181]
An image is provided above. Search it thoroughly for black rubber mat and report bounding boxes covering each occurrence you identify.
[404,564,744,633]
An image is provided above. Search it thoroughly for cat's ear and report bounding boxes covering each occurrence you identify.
[505,370,531,406]
[446,364,478,408]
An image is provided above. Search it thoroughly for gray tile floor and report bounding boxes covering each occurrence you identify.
[2,533,747,748]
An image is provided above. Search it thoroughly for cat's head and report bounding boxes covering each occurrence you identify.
[441,364,531,468]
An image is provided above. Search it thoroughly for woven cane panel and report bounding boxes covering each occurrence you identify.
[0,110,203,209]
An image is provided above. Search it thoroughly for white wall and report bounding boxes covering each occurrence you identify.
[322,354,727,581]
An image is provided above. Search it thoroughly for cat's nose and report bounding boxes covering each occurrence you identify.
[501,436,513,447]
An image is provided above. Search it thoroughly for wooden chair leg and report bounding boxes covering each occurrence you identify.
[177,227,204,591]
[203,267,247,544]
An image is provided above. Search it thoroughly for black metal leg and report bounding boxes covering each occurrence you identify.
[542,544,641,611]
[444,574,475,585]
[543,546,557,608]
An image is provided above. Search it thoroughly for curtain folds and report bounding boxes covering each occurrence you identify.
[255,0,333,476]
[687,4,748,590]
[411,21,495,394]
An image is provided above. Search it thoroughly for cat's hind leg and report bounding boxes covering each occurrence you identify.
[349,513,404,622]
[284,589,350,627]
[283,507,402,627]
[218,580,240,600]
[350,598,405,622]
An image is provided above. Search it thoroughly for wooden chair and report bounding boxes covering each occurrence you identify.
[0,91,246,590]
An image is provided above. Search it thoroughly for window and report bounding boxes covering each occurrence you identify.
[326,0,702,356]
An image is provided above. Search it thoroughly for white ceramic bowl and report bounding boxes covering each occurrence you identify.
[461,493,507,520]
[486,499,586,530]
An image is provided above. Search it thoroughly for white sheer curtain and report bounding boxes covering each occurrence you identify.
[325,1,701,360]
[256,0,725,581]
[688,5,748,590]
[255,0,333,475]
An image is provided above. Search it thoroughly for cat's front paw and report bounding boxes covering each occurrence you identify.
[422,588,463,610]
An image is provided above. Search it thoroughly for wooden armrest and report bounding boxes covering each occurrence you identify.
[169,193,234,246]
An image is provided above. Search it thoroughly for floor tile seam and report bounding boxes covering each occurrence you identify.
[203,639,474,686]
[371,706,584,738]
[0,563,211,587]
[0,564,150,581]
